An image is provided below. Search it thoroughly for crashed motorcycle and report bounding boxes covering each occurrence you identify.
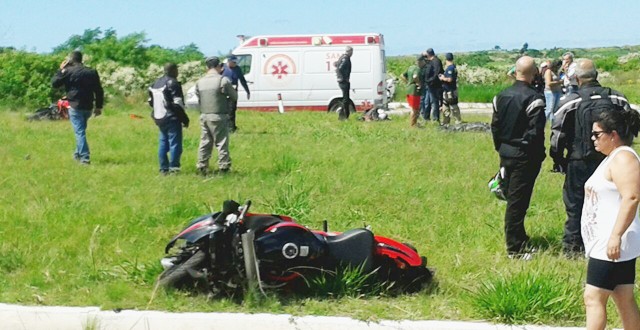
[159,200,432,295]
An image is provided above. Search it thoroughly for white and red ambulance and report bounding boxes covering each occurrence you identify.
[228,33,388,112]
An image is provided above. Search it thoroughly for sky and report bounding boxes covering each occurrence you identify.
[1,0,639,56]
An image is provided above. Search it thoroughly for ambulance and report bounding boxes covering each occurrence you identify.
[227,33,388,112]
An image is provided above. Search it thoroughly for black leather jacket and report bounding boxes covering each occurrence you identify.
[336,54,351,83]
[550,81,630,163]
[51,64,104,110]
[424,57,443,89]
[491,80,546,161]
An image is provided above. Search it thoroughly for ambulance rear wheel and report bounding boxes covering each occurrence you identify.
[328,99,356,114]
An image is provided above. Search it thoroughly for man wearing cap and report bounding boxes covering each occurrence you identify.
[335,46,353,120]
[222,55,250,132]
[423,48,443,123]
[402,56,426,127]
[195,56,238,175]
[439,53,461,126]
[51,50,104,165]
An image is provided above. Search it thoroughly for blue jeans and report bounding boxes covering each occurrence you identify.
[158,119,183,171]
[69,108,92,162]
[427,87,442,122]
[544,90,562,123]
[420,88,429,120]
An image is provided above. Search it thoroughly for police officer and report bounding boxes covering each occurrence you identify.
[550,59,631,257]
[491,56,546,259]
[195,57,238,175]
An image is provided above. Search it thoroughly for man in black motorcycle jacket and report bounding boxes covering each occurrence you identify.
[335,46,353,120]
[51,50,104,165]
[148,63,189,175]
[491,56,546,259]
[549,58,630,256]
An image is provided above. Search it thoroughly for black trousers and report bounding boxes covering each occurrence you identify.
[338,82,351,120]
[500,157,542,253]
[228,99,238,130]
[563,159,600,252]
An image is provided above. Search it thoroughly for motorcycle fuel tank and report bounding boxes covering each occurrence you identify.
[254,223,326,268]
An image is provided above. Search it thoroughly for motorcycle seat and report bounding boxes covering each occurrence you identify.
[325,229,375,272]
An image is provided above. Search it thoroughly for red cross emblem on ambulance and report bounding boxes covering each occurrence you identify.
[271,61,288,79]
[264,54,296,83]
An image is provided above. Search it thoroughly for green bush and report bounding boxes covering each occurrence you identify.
[0,28,203,109]
[0,51,62,107]
[594,56,619,72]
[457,51,493,67]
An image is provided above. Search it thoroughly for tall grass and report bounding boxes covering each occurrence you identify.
[468,270,583,324]
[0,108,635,327]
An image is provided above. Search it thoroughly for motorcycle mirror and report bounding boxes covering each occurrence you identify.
[222,200,241,214]
[214,200,241,224]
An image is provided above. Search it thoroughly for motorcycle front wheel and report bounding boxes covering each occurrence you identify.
[158,250,206,288]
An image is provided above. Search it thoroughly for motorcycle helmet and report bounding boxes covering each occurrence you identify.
[488,167,507,201]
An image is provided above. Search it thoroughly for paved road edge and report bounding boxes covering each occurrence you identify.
[0,303,595,330]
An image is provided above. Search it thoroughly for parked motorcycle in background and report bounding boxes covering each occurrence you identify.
[159,200,432,296]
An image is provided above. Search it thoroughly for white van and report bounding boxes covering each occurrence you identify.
[222,33,388,112]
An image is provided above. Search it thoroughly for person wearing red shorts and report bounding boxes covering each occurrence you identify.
[402,56,426,127]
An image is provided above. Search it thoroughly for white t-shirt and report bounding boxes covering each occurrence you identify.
[563,62,577,87]
[582,146,640,261]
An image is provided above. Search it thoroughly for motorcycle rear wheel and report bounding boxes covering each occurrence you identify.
[158,250,206,288]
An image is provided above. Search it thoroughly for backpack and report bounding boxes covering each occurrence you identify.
[573,88,614,160]
[149,85,169,125]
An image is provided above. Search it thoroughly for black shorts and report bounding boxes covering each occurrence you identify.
[586,257,636,291]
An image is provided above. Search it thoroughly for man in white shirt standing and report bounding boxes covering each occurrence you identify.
[562,52,578,93]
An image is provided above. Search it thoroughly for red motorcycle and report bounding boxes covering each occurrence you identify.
[159,200,432,295]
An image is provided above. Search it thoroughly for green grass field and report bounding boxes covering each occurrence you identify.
[0,107,635,327]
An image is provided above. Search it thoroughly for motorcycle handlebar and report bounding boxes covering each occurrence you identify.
[239,200,251,221]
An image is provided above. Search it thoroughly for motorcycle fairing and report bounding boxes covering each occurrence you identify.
[164,212,224,253]
[374,236,423,267]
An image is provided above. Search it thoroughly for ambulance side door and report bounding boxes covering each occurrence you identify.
[235,53,257,107]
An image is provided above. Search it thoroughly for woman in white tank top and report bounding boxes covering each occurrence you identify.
[582,109,640,330]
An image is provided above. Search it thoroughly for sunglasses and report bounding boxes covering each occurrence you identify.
[591,130,608,139]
